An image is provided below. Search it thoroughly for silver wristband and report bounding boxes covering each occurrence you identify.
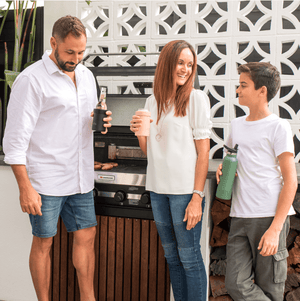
[193,189,205,198]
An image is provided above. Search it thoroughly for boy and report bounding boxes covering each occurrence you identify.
[216,62,298,301]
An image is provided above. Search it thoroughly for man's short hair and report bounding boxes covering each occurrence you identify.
[52,15,86,42]
[237,62,281,102]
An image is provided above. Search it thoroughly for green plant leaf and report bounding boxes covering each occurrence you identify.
[24,61,35,69]
[4,70,20,88]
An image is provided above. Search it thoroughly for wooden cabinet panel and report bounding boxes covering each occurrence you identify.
[51,216,170,301]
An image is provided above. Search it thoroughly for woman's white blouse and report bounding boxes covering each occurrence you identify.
[145,89,212,194]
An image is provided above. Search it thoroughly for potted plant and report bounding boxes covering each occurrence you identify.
[0,0,37,155]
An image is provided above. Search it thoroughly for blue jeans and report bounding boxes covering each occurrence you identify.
[150,192,207,301]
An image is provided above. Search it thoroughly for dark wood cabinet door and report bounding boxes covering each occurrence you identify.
[51,216,170,301]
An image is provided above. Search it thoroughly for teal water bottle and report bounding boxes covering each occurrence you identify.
[216,144,238,201]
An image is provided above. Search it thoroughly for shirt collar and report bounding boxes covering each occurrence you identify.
[42,51,85,78]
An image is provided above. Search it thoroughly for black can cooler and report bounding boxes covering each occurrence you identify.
[92,108,107,132]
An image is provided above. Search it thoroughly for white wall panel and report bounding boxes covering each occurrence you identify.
[76,0,300,160]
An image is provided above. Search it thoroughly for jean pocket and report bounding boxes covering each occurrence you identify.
[273,249,289,283]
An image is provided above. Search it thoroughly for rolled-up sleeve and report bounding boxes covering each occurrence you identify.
[3,75,42,165]
[188,89,212,140]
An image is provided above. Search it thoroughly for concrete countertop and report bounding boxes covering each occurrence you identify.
[1,156,299,181]
[207,159,300,182]
[0,155,5,166]
[207,159,222,179]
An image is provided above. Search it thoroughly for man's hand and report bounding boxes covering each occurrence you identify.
[90,110,112,134]
[183,195,203,230]
[101,110,112,134]
[19,186,42,216]
[257,228,280,256]
[11,165,42,216]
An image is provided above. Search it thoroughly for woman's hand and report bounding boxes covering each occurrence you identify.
[130,115,153,133]
[183,195,203,230]
[130,115,142,133]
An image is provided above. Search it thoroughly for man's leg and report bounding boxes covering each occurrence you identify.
[29,194,64,301]
[61,191,97,300]
[29,236,53,301]
[73,226,97,301]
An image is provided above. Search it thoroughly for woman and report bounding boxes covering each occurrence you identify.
[130,40,212,301]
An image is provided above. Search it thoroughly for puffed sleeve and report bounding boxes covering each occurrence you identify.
[188,89,212,140]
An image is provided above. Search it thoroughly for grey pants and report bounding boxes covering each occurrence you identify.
[225,217,290,301]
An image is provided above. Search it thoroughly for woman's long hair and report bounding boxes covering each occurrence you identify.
[153,40,197,123]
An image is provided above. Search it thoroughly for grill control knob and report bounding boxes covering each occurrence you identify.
[114,191,126,202]
[140,192,150,205]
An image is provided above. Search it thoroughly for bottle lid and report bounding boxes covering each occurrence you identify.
[136,108,150,116]
[224,144,238,154]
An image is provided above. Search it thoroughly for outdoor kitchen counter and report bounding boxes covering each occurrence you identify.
[207,159,300,181]
[1,155,300,180]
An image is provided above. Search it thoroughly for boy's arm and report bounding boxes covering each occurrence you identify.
[258,152,298,256]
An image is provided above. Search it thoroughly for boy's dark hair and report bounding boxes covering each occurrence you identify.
[52,15,86,42]
[237,62,281,102]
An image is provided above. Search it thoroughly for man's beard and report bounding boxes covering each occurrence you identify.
[54,48,80,72]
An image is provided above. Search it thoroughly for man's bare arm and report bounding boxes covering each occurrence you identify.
[11,165,42,216]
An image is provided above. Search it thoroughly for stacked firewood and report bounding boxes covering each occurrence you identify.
[209,193,300,301]
[209,198,232,300]
[285,193,300,301]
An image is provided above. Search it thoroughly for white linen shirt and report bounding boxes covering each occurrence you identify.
[3,51,98,196]
[145,89,212,194]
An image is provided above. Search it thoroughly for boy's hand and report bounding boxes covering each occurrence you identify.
[216,164,223,184]
[258,228,280,256]
[216,163,237,184]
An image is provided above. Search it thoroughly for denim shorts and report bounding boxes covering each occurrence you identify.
[29,190,97,238]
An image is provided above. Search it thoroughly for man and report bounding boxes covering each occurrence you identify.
[216,62,297,300]
[3,15,111,301]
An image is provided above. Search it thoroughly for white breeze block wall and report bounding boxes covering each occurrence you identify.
[77,0,300,161]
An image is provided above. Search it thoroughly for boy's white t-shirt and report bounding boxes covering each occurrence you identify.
[227,114,295,218]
